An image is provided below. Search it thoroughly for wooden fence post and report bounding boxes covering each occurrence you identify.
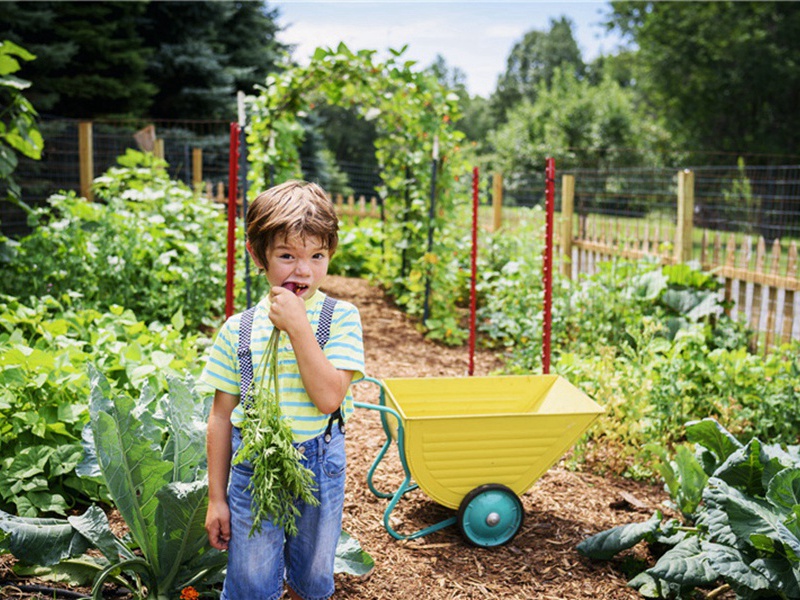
[492,172,503,232]
[560,174,575,278]
[154,139,165,160]
[78,121,94,201]
[674,169,695,263]
[192,148,203,190]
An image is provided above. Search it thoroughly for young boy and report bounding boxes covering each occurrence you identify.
[200,180,365,600]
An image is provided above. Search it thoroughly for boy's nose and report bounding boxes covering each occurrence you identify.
[294,259,311,276]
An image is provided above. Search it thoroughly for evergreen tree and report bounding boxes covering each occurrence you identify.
[0,1,155,117]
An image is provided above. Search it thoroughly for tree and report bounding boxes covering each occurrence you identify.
[490,16,585,125]
[141,1,287,119]
[0,1,155,118]
[607,1,800,162]
[0,1,287,120]
[488,68,675,201]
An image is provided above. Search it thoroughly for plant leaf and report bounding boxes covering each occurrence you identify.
[164,376,206,483]
[766,468,800,516]
[334,530,374,576]
[685,418,742,468]
[67,504,131,562]
[0,509,88,566]
[702,540,771,593]
[577,512,662,560]
[714,439,766,497]
[89,366,172,566]
[647,536,718,587]
[155,480,218,593]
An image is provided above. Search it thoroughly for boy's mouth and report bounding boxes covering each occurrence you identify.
[281,282,308,296]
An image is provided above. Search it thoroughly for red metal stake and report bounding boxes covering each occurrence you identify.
[542,158,555,374]
[469,166,479,376]
[225,123,240,319]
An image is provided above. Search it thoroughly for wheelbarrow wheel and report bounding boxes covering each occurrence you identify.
[457,484,524,547]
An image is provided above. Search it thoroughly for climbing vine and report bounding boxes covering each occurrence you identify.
[246,44,469,335]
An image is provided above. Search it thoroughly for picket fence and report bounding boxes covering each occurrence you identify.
[558,172,799,354]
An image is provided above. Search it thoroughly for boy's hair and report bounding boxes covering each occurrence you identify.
[246,180,339,268]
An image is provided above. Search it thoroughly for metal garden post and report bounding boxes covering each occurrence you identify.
[422,135,439,324]
[542,158,555,374]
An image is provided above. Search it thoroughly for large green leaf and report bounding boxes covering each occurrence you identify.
[89,366,172,566]
[685,418,742,469]
[334,530,375,576]
[0,508,88,566]
[767,468,800,515]
[577,512,662,560]
[702,540,771,593]
[647,536,718,587]
[67,504,132,563]
[164,377,206,483]
[155,480,215,593]
[706,478,785,551]
[714,439,766,497]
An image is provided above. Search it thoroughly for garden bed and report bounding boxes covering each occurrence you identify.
[0,275,673,599]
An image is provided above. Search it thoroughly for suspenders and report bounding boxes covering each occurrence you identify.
[237,296,343,441]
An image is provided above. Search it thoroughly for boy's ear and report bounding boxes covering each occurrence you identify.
[245,241,264,269]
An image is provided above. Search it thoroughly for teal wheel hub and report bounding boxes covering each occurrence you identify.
[457,484,523,547]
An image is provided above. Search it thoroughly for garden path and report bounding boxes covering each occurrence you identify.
[322,275,668,600]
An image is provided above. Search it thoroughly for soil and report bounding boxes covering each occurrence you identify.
[0,275,671,600]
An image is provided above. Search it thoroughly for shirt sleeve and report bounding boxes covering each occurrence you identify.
[197,315,242,396]
[325,301,366,383]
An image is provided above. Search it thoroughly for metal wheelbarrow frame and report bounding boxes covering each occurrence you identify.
[354,374,604,547]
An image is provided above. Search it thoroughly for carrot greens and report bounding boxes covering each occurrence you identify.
[233,328,319,537]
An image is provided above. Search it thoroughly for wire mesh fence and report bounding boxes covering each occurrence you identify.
[1,117,232,237]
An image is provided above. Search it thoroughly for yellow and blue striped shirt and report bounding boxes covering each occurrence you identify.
[198,291,365,442]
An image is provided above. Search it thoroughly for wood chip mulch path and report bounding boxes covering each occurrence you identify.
[322,276,667,600]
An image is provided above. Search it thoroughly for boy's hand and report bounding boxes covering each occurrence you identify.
[268,286,307,335]
[205,499,231,550]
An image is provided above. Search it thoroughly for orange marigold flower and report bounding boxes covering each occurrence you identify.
[180,586,200,600]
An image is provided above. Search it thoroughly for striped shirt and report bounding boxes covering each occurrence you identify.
[198,291,365,442]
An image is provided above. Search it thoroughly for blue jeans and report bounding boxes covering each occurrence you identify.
[222,425,346,600]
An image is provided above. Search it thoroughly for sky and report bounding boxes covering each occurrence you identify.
[270,1,627,98]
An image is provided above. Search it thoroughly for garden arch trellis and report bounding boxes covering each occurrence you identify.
[244,44,468,323]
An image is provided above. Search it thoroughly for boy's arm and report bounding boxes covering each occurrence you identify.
[269,288,353,414]
[205,389,238,551]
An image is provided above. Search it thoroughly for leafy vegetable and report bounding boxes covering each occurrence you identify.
[578,418,800,599]
[234,328,319,537]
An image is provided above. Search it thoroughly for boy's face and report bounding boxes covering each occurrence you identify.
[263,234,330,299]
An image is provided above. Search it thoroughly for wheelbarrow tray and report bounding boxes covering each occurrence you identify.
[380,374,604,510]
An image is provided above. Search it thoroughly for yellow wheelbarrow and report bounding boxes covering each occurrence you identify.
[354,374,603,547]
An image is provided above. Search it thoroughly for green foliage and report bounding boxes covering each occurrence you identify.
[489,67,674,185]
[608,1,800,161]
[0,2,155,118]
[0,40,43,211]
[0,368,373,597]
[1,150,232,329]
[490,16,585,124]
[0,292,205,516]
[578,419,800,599]
[1,371,225,600]
[0,1,286,120]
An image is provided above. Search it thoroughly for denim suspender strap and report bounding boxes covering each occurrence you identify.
[317,297,345,442]
[237,306,258,410]
[237,297,342,439]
